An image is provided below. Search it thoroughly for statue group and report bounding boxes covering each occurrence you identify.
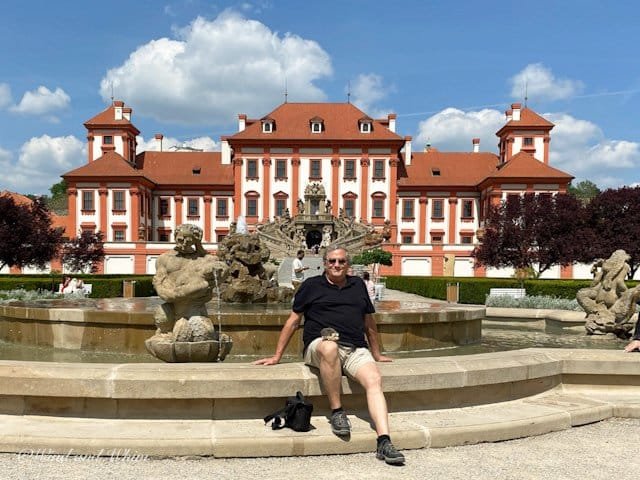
[577,249,640,338]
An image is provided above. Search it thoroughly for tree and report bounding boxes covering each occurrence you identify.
[473,193,587,278]
[352,248,393,282]
[0,195,63,270]
[62,230,105,273]
[568,179,600,204]
[582,186,640,278]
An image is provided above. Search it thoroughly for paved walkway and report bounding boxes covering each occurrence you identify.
[3,418,638,480]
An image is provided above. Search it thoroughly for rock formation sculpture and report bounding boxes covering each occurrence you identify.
[577,249,640,338]
[145,224,232,362]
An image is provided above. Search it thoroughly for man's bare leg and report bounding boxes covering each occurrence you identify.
[354,362,389,435]
[315,340,343,409]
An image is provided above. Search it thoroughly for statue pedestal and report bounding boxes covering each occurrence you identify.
[145,336,233,363]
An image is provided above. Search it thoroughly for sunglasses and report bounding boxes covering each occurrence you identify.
[326,258,347,265]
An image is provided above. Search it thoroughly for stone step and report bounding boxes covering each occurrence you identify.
[2,388,638,458]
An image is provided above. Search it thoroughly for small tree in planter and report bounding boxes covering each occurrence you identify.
[352,248,393,282]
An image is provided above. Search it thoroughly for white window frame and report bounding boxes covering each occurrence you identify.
[311,122,322,133]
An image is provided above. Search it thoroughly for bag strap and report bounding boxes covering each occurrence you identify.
[264,406,288,430]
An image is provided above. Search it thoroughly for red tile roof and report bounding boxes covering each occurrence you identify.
[0,190,34,205]
[484,151,573,181]
[398,151,500,187]
[84,101,140,134]
[496,107,553,136]
[63,151,233,187]
[63,151,146,179]
[136,152,233,186]
[229,103,403,142]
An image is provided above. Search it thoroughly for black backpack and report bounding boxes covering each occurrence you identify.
[264,391,314,432]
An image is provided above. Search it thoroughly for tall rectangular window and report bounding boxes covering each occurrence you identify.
[275,198,286,216]
[188,198,199,216]
[402,199,415,219]
[112,190,125,211]
[344,159,356,179]
[247,198,258,217]
[344,199,355,218]
[373,160,385,179]
[432,199,444,219]
[310,159,321,179]
[247,159,258,179]
[216,198,228,217]
[82,191,94,211]
[372,199,384,217]
[462,200,473,218]
[159,198,170,217]
[275,159,287,179]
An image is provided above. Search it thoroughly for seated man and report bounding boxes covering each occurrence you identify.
[254,246,405,465]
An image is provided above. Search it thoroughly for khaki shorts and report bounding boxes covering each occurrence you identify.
[304,337,375,379]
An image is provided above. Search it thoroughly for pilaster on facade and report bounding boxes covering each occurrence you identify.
[448,197,458,244]
[67,188,78,236]
[129,187,140,242]
[262,156,271,221]
[292,156,301,213]
[359,156,370,220]
[174,194,183,226]
[233,158,242,218]
[86,135,94,163]
[203,195,212,242]
[388,158,399,229]
[331,156,340,215]
[98,188,108,235]
[418,197,427,244]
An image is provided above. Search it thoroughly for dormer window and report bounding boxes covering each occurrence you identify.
[262,120,274,133]
[192,166,201,175]
[309,116,324,133]
[431,168,441,176]
[358,117,373,133]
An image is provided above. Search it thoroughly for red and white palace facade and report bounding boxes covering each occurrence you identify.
[56,99,579,277]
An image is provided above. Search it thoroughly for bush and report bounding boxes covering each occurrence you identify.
[485,294,581,311]
[0,274,156,298]
[384,276,639,305]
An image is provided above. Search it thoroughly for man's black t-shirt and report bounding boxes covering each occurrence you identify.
[292,274,376,352]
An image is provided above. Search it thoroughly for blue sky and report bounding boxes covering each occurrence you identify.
[1,0,639,195]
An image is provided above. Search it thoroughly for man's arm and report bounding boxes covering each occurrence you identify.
[364,313,392,362]
[253,311,303,365]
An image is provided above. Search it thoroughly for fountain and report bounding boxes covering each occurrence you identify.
[2,233,639,458]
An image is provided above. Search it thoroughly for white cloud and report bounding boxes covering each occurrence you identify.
[414,107,504,152]
[100,12,332,125]
[0,136,85,195]
[0,83,12,109]
[547,113,640,187]
[510,64,583,102]
[350,73,394,117]
[10,86,71,120]
[136,135,218,152]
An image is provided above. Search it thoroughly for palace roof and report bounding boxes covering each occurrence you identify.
[229,102,403,142]
[398,150,500,187]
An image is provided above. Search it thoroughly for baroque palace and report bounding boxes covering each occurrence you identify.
[55,99,574,277]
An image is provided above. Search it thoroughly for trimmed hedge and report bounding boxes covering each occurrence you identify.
[0,275,156,298]
[384,276,639,305]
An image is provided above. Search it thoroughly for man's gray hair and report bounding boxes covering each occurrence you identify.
[322,245,351,264]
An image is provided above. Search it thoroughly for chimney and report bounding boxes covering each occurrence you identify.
[221,137,231,164]
[122,107,132,121]
[404,136,412,166]
[387,113,397,133]
[424,143,431,152]
[472,138,480,153]
[511,103,521,121]
[114,100,124,121]
[238,114,247,132]
[505,109,513,122]
[155,133,164,152]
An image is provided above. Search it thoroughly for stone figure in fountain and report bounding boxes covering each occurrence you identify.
[145,224,232,362]
[217,218,294,304]
[577,249,640,338]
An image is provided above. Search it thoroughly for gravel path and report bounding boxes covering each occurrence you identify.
[4,418,639,480]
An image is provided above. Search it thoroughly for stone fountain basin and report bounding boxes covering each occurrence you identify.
[0,298,484,358]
